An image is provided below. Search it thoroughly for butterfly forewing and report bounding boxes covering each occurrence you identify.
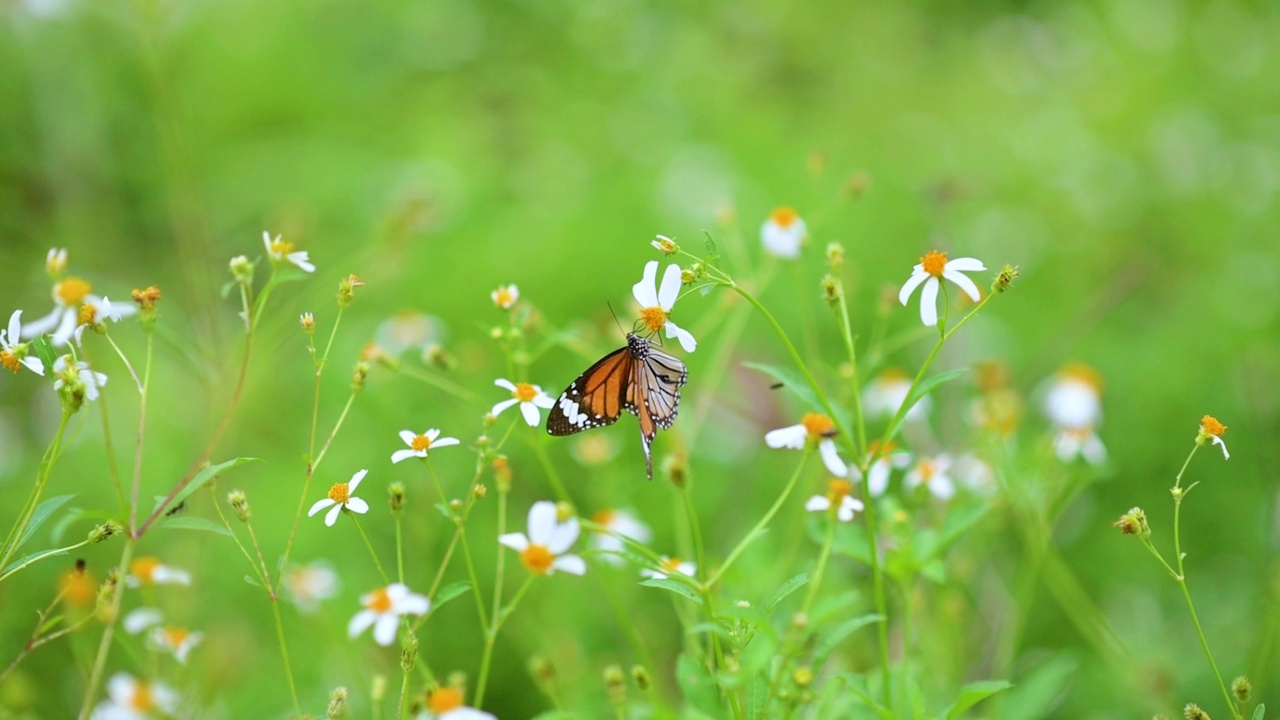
[546,346,633,436]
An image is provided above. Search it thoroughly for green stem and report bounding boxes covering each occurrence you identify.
[351,515,390,584]
[706,450,809,589]
[1,408,73,574]
[0,537,92,581]
[475,574,538,706]
[395,514,405,584]
[77,538,135,719]
[801,512,839,614]
[270,596,301,715]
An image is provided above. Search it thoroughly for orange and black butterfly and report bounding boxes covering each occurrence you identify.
[546,333,687,479]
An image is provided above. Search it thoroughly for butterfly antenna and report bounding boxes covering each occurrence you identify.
[606,300,628,337]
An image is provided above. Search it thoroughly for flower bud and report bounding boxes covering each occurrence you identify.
[1231,676,1251,703]
[492,457,512,492]
[337,274,365,309]
[96,570,120,623]
[1112,507,1150,539]
[554,501,575,523]
[227,490,251,523]
[47,247,68,275]
[821,275,841,307]
[473,484,487,499]
[131,285,162,329]
[630,665,651,691]
[528,655,556,687]
[88,521,123,544]
[792,667,814,688]
[351,361,369,392]
[663,452,687,489]
[229,255,254,283]
[604,664,626,705]
[326,687,348,719]
[791,611,809,630]
[993,264,1019,294]
[1183,703,1210,720]
[826,242,845,273]
[389,482,406,514]
[652,235,678,255]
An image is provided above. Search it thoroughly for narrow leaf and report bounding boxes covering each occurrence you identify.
[432,582,471,609]
[640,577,703,606]
[744,362,821,414]
[166,457,263,512]
[1251,705,1264,720]
[2,547,70,576]
[17,494,76,550]
[152,516,233,537]
[944,679,1013,718]
[813,614,884,669]
[763,573,809,613]
[244,574,262,588]
[884,368,968,443]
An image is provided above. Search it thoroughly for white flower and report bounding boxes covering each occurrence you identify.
[491,379,555,426]
[1198,416,1229,460]
[348,583,430,646]
[491,284,519,309]
[126,557,190,587]
[904,455,955,500]
[308,469,370,526]
[1042,364,1102,430]
[865,442,910,497]
[418,688,496,720]
[0,311,45,375]
[898,251,985,327]
[651,234,678,255]
[499,501,587,576]
[641,556,697,580]
[73,296,139,344]
[46,247,68,275]
[391,429,461,463]
[90,673,177,720]
[862,369,929,422]
[123,608,163,635]
[263,231,315,273]
[953,452,996,493]
[23,275,95,346]
[632,261,696,353]
[52,355,108,402]
[804,478,865,522]
[1054,427,1107,465]
[764,413,848,477]
[284,562,340,613]
[760,207,807,259]
[375,312,445,356]
[590,509,652,565]
[150,626,203,664]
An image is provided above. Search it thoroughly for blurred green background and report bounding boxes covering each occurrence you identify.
[1,0,1278,717]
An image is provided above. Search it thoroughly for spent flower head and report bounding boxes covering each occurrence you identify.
[1196,415,1229,459]
[498,500,586,576]
[632,261,696,352]
[308,469,370,527]
[898,250,985,327]
[1112,507,1150,539]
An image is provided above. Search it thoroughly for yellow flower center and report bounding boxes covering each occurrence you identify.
[640,306,668,332]
[591,509,616,526]
[327,482,351,504]
[365,587,393,613]
[660,557,685,574]
[79,303,99,326]
[58,568,97,607]
[520,544,554,574]
[163,627,190,647]
[1058,362,1103,391]
[1,350,21,373]
[1200,415,1226,437]
[493,287,515,307]
[826,479,853,500]
[269,238,295,257]
[428,688,463,713]
[513,383,538,402]
[800,412,837,440]
[411,434,433,452]
[920,251,948,278]
[129,683,156,712]
[130,557,160,583]
[56,277,92,305]
[916,459,937,482]
[770,206,799,228]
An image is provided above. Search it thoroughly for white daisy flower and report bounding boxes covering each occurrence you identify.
[760,207,808,259]
[348,583,430,646]
[1054,427,1107,465]
[52,355,108,402]
[1196,415,1229,460]
[589,509,652,565]
[90,673,177,720]
[308,469,370,527]
[418,688,496,720]
[862,368,929,422]
[651,234,678,255]
[490,284,519,310]
[491,379,555,426]
[641,556,697,581]
[125,557,190,588]
[262,231,315,273]
[73,296,139,344]
[391,429,461,463]
[498,501,587,576]
[904,455,955,500]
[122,608,163,635]
[898,251,986,327]
[632,260,696,353]
[865,441,910,497]
[0,311,45,375]
[23,275,94,346]
[283,562,340,613]
[150,626,203,664]
[764,412,848,477]
[804,478,865,522]
[1042,363,1103,430]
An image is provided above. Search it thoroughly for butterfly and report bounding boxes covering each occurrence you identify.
[546,332,688,479]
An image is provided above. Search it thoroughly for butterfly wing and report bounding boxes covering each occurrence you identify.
[630,340,688,479]
[546,345,633,436]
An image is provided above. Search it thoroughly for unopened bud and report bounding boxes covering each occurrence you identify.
[735,600,751,609]
[423,344,455,371]
[792,611,809,630]
[1183,703,1211,720]
[88,521,123,544]
[1112,507,1150,539]
[554,501,574,523]
[528,655,556,686]
[792,667,814,688]
[229,255,254,283]
[630,665,651,691]
[821,275,840,307]
[326,687,348,719]
[474,484,487,499]
[993,264,1019,294]
[652,235,678,255]
[826,242,844,273]
[493,457,512,491]
[96,570,120,623]
[389,482,406,514]
[351,361,369,392]
[604,664,626,705]
[1231,676,1251,703]
[337,274,365,309]
[228,490,251,522]
[663,452,687,489]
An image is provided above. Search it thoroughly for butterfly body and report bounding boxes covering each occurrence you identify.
[547,333,687,479]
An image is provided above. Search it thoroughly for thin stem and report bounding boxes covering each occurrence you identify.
[1,408,73,574]
[475,574,538,706]
[351,515,390,585]
[395,514,405,584]
[78,538,135,719]
[270,596,301,716]
[705,449,809,589]
[0,537,92,582]
[455,516,490,629]
[801,512,839,613]
[128,332,154,530]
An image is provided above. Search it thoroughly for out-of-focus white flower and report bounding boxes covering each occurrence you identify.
[904,454,955,500]
[499,501,586,576]
[263,232,315,273]
[23,276,94,346]
[633,261,696,353]
[126,557,190,587]
[1054,427,1107,465]
[348,583,430,646]
[862,368,928,422]
[150,626,203,664]
[764,412,848,477]
[589,509,652,565]
[284,562,339,613]
[122,608,163,635]
[865,441,910,497]
[641,556,697,581]
[1042,363,1103,430]
[760,207,807,259]
[491,284,519,310]
[52,355,108,403]
[90,673,177,720]
[953,452,996,493]
[898,251,985,327]
[804,478,865,522]
[375,312,446,356]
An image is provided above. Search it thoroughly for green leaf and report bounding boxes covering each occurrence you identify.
[832,673,895,719]
[744,362,822,412]
[737,630,778,681]
[685,622,734,642]
[2,547,70,576]
[1000,653,1078,720]
[1251,705,1264,720]
[944,679,1013,718]
[640,577,703,606]
[431,582,471,610]
[38,614,66,635]
[763,573,809,613]
[676,654,725,719]
[883,368,969,443]
[152,516,233,537]
[812,614,884,670]
[17,494,76,550]
[244,574,262,588]
[703,231,722,269]
[164,457,263,513]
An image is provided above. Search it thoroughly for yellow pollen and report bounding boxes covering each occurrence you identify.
[56,277,92,305]
[661,557,684,573]
[1200,415,1226,437]
[920,250,948,277]
[800,412,836,439]
[411,434,433,452]
[640,306,667,332]
[163,627,190,647]
[916,460,936,482]
[327,482,351,504]
[129,683,156,712]
[826,479,853,500]
[591,509,616,525]
[513,383,539,402]
[520,544,554,574]
[770,206,799,228]
[130,557,161,583]
[79,303,99,326]
[1,351,20,374]
[427,688,464,713]
[365,587,393,612]
[269,239,295,256]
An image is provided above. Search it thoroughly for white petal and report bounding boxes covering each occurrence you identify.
[6,310,20,339]
[21,357,44,376]
[288,251,316,273]
[426,429,441,442]
[348,468,368,492]
[498,532,529,552]
[657,263,682,311]
[308,498,336,517]
[533,393,556,409]
[805,496,831,512]
[373,614,399,646]
[632,261,659,308]
[519,401,541,426]
[494,378,517,392]
[444,709,497,720]
[20,307,61,339]
[51,311,77,347]
[1083,434,1108,465]
[867,463,890,497]
[546,517,580,555]
[431,437,460,448]
[918,277,939,327]
[945,257,985,272]
[764,424,807,449]
[346,497,369,514]
[1054,432,1080,461]
[491,398,520,417]
[348,609,377,638]
[931,475,955,500]
[106,673,135,704]
[526,501,558,545]
[325,504,343,526]
[665,320,697,353]
[898,268,930,306]
[398,430,418,446]
[391,449,418,463]
[123,608,163,634]
[819,440,848,477]
[262,232,274,254]
[836,504,855,522]
[1211,436,1229,460]
[942,267,982,302]
[397,593,430,617]
[552,554,587,576]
